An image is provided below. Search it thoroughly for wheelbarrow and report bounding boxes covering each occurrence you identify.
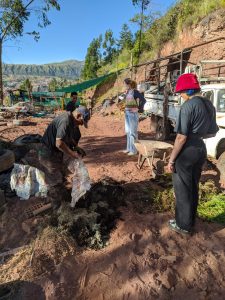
[134,140,173,177]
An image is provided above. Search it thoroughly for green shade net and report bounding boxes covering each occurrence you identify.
[32,91,65,97]
[34,99,61,107]
[30,73,114,109]
[56,73,113,93]
[31,92,64,109]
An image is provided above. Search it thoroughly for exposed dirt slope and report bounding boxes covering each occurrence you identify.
[88,9,225,100]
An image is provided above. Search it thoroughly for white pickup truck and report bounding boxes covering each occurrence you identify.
[144,83,225,159]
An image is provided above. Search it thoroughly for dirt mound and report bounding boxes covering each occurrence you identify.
[54,178,125,249]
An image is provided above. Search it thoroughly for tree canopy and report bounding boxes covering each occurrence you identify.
[132,0,150,10]
[81,38,101,80]
[0,0,60,41]
[0,0,60,102]
[19,78,32,98]
[102,29,116,64]
[119,24,133,50]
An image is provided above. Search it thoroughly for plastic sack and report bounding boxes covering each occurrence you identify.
[10,163,48,200]
[68,158,91,207]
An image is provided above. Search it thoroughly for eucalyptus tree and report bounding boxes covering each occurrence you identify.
[131,0,150,60]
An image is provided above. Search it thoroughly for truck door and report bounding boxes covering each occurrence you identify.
[202,89,216,157]
[216,89,225,113]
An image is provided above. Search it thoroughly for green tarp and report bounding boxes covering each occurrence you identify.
[56,73,113,93]
[32,91,65,97]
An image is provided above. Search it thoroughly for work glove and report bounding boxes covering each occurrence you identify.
[74,146,86,157]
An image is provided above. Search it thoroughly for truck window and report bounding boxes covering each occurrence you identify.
[203,90,214,103]
[217,89,225,112]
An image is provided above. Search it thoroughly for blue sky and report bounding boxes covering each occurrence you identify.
[3,0,175,64]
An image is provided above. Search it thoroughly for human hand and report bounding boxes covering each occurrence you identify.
[71,151,81,159]
[75,146,86,157]
[167,161,175,173]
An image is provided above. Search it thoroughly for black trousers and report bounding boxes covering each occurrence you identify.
[172,139,207,231]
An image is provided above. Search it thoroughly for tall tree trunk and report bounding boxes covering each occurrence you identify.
[0,39,3,105]
[138,0,144,62]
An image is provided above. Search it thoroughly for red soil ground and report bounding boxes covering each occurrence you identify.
[0,110,224,300]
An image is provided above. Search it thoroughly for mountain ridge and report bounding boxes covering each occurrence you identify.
[3,59,84,79]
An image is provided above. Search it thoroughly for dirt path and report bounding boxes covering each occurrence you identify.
[80,114,154,183]
[38,209,224,300]
[0,111,225,299]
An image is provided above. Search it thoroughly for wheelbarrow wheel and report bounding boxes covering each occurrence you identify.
[155,118,170,141]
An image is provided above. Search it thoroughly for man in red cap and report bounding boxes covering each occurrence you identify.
[168,73,218,235]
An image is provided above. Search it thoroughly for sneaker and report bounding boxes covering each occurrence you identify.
[128,152,137,156]
[168,219,190,235]
[169,219,176,225]
[122,150,129,154]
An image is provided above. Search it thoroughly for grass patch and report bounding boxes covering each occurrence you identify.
[199,180,219,203]
[146,179,225,225]
[198,194,225,224]
[151,187,175,213]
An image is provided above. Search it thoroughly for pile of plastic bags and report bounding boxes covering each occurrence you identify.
[10,164,48,200]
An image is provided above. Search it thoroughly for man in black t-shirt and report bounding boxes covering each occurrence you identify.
[66,91,79,112]
[39,109,88,186]
[42,111,84,156]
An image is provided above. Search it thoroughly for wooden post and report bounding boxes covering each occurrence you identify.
[130,52,133,80]
[162,81,169,140]
[61,97,65,110]
[0,39,3,105]
[116,53,119,103]
[218,66,221,78]
[157,64,160,92]
[144,64,147,82]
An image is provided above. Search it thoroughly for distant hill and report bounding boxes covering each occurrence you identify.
[3,60,84,79]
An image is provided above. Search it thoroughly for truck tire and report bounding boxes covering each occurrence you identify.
[0,149,15,173]
[150,115,157,133]
[217,151,225,187]
[0,127,25,142]
[216,139,225,159]
[13,134,42,146]
[155,118,172,141]
[155,118,166,140]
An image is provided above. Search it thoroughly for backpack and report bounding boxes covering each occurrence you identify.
[198,96,219,138]
[134,90,146,113]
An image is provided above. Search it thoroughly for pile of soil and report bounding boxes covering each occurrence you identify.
[54,178,125,249]
[0,281,45,300]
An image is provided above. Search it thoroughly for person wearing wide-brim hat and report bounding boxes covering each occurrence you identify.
[168,73,218,235]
